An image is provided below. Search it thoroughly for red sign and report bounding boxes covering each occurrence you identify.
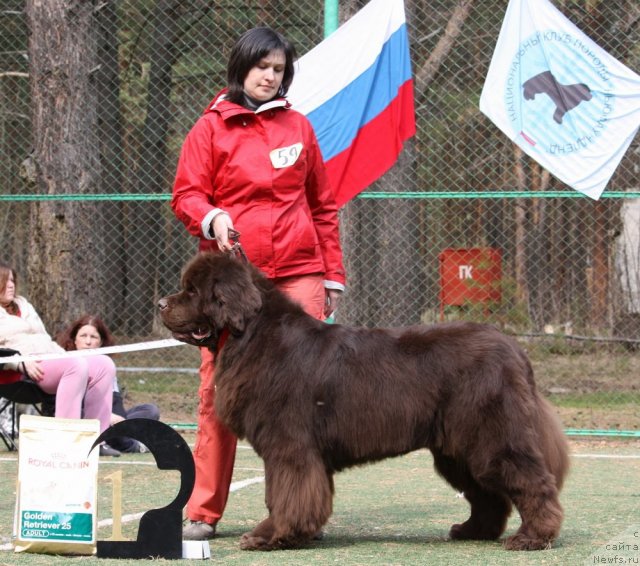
[439,248,502,319]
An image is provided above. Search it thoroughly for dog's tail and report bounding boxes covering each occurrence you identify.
[537,395,570,491]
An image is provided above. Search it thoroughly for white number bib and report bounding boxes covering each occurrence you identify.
[269,143,303,169]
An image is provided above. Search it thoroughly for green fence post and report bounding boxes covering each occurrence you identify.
[324,2,338,325]
[324,0,339,37]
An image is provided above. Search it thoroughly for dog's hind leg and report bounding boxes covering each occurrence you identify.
[494,449,563,550]
[432,450,512,541]
[240,451,333,550]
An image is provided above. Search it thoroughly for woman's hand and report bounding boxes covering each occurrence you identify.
[211,213,235,252]
[111,413,125,426]
[22,360,44,382]
[325,289,342,318]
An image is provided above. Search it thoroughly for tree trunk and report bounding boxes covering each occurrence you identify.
[125,0,214,333]
[339,144,421,327]
[581,0,614,333]
[25,0,106,334]
[590,202,610,329]
[95,0,127,331]
[125,0,186,333]
[526,161,553,329]
[337,0,421,327]
[513,146,529,312]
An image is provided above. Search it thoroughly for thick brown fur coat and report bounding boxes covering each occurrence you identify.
[159,252,569,551]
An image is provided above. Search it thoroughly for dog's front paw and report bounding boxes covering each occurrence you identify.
[504,532,552,551]
[450,521,501,541]
[449,522,471,540]
[240,531,272,551]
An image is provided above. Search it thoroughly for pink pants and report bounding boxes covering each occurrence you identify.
[36,355,116,432]
[187,274,325,525]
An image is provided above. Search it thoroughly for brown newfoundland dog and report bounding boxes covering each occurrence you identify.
[159,252,569,552]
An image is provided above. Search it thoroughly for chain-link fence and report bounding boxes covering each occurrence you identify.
[1,0,639,430]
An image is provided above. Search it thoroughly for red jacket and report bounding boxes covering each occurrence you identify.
[171,91,346,287]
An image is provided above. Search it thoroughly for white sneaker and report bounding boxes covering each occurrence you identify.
[183,521,216,540]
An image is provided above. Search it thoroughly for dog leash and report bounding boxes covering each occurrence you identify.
[228,228,248,262]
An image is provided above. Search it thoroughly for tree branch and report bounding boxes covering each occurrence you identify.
[414,0,475,95]
[0,71,29,78]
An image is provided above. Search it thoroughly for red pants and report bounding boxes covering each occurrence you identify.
[186,274,326,525]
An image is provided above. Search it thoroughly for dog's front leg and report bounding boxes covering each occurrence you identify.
[240,452,333,550]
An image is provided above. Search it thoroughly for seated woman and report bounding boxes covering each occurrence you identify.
[57,315,161,453]
[0,262,118,456]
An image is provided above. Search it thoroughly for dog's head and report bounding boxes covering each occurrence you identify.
[158,252,262,348]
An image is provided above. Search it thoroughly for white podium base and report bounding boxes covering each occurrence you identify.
[182,540,211,559]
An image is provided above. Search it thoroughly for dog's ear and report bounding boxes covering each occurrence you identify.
[211,260,262,334]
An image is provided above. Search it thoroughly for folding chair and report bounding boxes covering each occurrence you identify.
[0,348,55,451]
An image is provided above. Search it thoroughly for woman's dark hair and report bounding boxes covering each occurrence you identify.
[57,314,116,351]
[226,26,297,105]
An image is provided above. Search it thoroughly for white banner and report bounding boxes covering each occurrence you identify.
[1,338,185,365]
[480,0,640,200]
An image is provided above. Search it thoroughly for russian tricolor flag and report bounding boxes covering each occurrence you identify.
[287,0,416,207]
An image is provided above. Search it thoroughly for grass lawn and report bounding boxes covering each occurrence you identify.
[0,437,638,565]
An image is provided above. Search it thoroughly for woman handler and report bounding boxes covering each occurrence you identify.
[171,27,346,540]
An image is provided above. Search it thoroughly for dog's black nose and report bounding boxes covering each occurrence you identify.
[158,298,168,310]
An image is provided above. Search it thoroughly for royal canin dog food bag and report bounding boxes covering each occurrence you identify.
[13,415,100,555]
